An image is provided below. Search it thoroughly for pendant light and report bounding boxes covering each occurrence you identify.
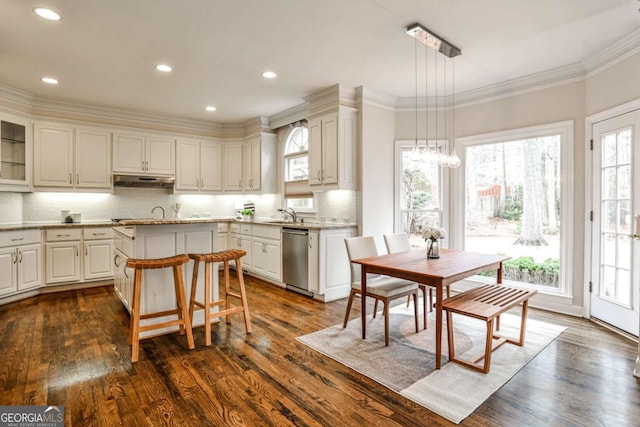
[406,22,462,169]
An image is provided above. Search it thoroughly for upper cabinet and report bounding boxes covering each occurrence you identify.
[113,132,174,175]
[223,133,276,193]
[33,122,111,190]
[0,113,31,192]
[176,138,222,192]
[308,107,357,190]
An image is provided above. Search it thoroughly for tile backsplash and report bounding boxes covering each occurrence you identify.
[0,188,357,224]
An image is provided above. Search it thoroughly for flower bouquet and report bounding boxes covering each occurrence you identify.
[422,226,446,259]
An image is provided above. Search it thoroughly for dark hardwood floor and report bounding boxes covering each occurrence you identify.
[1,274,639,426]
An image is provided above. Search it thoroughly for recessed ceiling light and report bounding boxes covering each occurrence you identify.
[33,7,61,21]
[262,71,277,79]
[41,77,58,85]
[156,64,172,72]
[205,106,217,112]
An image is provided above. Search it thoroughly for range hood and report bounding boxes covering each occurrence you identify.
[113,174,175,188]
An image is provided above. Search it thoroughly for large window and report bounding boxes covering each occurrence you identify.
[284,124,313,210]
[395,141,445,247]
[456,121,574,294]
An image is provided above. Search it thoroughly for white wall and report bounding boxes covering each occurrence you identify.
[359,101,395,249]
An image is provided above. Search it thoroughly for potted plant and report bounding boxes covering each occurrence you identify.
[239,209,254,221]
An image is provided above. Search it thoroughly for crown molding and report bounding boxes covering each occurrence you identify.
[30,96,224,136]
[356,86,396,111]
[268,102,309,129]
[584,27,640,77]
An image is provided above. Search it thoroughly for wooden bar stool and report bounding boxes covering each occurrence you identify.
[188,249,252,346]
[127,254,195,363]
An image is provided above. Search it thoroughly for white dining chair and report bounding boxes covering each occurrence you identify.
[343,236,419,346]
[383,233,449,329]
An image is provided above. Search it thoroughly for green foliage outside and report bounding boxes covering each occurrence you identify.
[481,255,559,287]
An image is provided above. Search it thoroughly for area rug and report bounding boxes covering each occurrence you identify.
[297,304,566,424]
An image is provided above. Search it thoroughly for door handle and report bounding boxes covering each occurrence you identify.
[309,235,313,248]
[18,249,22,263]
[76,174,79,185]
[69,173,72,184]
[12,249,17,264]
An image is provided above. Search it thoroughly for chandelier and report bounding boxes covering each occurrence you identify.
[406,23,461,168]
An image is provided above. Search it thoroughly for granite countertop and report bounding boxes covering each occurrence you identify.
[0,221,115,232]
[0,218,356,232]
[122,217,356,230]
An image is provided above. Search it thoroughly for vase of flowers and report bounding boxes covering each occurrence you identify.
[422,226,446,259]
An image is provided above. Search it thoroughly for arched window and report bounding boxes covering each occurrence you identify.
[283,123,313,211]
[284,125,308,181]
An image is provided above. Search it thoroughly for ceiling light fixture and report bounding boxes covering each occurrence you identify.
[156,64,172,72]
[205,106,216,112]
[41,77,58,85]
[33,7,61,21]
[262,71,277,79]
[406,22,461,168]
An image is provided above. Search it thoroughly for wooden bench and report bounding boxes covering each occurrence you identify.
[442,284,537,373]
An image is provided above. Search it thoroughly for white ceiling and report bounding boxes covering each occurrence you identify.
[0,0,638,124]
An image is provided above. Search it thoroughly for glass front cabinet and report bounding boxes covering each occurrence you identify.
[0,113,31,191]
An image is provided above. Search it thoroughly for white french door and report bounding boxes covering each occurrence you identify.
[591,109,640,336]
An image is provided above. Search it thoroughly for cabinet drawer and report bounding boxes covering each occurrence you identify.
[83,227,114,240]
[114,236,134,258]
[230,223,251,235]
[252,225,281,240]
[217,223,228,232]
[0,229,41,247]
[46,228,82,242]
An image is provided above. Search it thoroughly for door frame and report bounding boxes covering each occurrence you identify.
[584,97,640,319]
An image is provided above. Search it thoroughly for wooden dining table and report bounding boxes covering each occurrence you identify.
[351,248,510,369]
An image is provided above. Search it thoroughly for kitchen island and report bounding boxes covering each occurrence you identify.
[113,220,223,338]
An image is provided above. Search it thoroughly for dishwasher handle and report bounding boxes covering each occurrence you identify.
[282,228,309,236]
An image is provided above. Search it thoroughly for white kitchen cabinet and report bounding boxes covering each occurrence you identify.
[223,142,243,191]
[75,127,112,188]
[242,136,262,191]
[176,138,222,192]
[46,241,81,284]
[217,223,228,251]
[308,231,319,293]
[228,222,252,268]
[308,107,357,190]
[0,113,31,192]
[112,132,174,175]
[33,122,74,188]
[45,227,82,284]
[0,230,42,297]
[83,227,114,280]
[223,133,276,193]
[251,225,281,282]
[307,227,354,301]
[45,227,113,285]
[34,122,111,190]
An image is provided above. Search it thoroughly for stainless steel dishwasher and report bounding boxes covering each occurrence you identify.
[282,227,311,296]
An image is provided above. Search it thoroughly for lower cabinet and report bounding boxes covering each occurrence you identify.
[229,223,252,268]
[45,229,82,284]
[251,225,282,282]
[309,227,355,302]
[83,228,114,280]
[45,227,113,285]
[228,223,282,282]
[0,229,42,297]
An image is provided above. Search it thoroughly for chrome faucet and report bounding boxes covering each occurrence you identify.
[278,207,297,223]
[151,206,165,219]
